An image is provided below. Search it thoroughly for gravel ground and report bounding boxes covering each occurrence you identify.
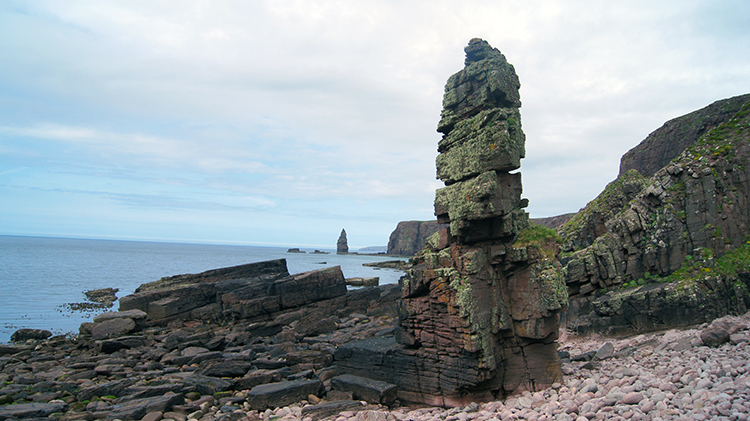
[236,312,750,421]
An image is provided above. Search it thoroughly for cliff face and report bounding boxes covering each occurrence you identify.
[563,98,750,296]
[619,94,750,178]
[386,220,444,257]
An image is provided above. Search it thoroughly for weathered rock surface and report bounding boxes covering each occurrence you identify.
[337,228,349,254]
[10,328,52,343]
[119,261,347,325]
[561,95,750,336]
[386,220,445,257]
[620,93,750,178]
[336,38,566,406]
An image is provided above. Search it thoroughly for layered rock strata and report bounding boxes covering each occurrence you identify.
[118,260,348,325]
[619,93,750,178]
[561,97,750,335]
[386,220,445,257]
[337,39,568,406]
[338,229,349,254]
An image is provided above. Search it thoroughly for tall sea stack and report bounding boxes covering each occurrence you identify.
[402,38,566,403]
[335,39,567,406]
[337,228,348,254]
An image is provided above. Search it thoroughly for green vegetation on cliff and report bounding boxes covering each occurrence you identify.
[514,223,562,260]
[560,169,648,251]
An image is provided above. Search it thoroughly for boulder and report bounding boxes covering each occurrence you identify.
[701,327,730,347]
[330,374,397,405]
[90,317,136,339]
[300,400,366,419]
[246,379,324,410]
[0,402,67,420]
[10,328,52,342]
[92,392,183,421]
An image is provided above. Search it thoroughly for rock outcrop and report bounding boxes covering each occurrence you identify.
[561,96,750,335]
[336,38,567,406]
[386,220,445,256]
[337,229,349,254]
[119,260,348,325]
[619,93,750,178]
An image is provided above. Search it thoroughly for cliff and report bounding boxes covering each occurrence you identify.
[386,220,445,257]
[561,96,750,334]
[619,93,750,178]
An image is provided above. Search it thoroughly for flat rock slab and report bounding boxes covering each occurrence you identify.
[247,379,323,410]
[331,374,398,405]
[179,373,233,396]
[90,317,136,339]
[300,400,366,419]
[0,402,67,420]
[93,309,147,323]
[92,392,184,421]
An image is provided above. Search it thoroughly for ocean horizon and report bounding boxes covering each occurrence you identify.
[0,235,406,344]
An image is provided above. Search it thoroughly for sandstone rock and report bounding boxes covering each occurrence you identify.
[338,229,349,254]
[93,309,147,324]
[330,374,397,405]
[346,277,379,287]
[179,374,233,396]
[386,220,445,257]
[85,287,119,305]
[246,379,324,410]
[10,328,52,342]
[94,392,183,421]
[90,317,136,339]
[561,96,750,335]
[0,401,67,420]
[97,335,145,353]
[335,39,565,406]
[620,93,750,178]
[300,400,365,419]
[701,327,730,347]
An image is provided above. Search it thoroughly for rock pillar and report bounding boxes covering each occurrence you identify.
[396,39,567,404]
[337,229,349,254]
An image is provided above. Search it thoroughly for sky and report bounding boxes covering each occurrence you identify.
[1,1,749,249]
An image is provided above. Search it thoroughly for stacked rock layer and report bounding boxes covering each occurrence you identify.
[396,39,567,405]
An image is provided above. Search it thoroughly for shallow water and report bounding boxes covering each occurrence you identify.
[0,235,405,343]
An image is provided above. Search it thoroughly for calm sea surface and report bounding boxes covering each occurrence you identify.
[0,235,406,344]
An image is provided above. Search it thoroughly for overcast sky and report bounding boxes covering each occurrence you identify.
[1,1,749,249]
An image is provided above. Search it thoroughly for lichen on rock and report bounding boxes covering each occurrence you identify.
[391,38,566,405]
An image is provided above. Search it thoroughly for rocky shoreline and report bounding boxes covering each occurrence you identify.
[2,304,749,421]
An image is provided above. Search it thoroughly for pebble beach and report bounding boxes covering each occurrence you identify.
[255,313,750,421]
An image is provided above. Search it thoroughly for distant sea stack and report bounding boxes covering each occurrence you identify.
[336,228,348,254]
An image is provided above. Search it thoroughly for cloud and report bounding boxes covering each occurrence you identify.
[1,0,749,246]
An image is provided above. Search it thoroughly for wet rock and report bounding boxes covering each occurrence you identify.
[10,328,52,342]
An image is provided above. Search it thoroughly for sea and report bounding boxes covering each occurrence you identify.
[0,235,407,344]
